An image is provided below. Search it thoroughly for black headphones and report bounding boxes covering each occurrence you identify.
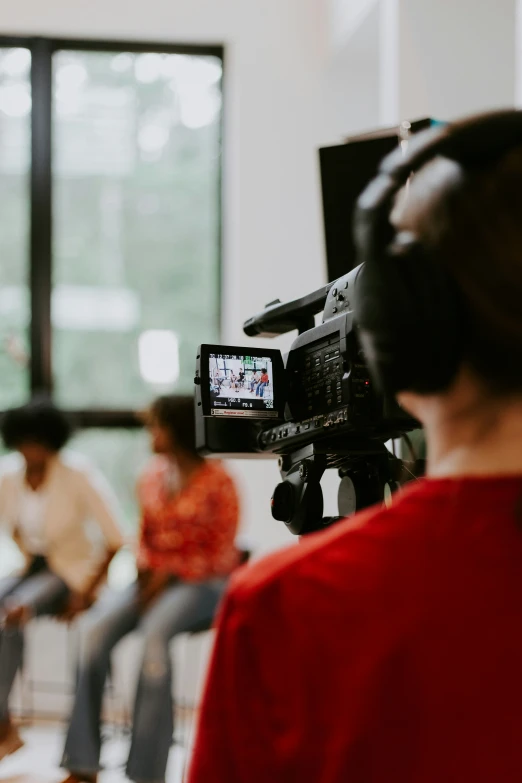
[353,109,522,396]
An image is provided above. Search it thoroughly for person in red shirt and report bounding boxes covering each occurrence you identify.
[255,368,270,398]
[189,112,522,783]
[61,395,240,783]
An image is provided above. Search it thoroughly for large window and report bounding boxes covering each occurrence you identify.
[0,37,223,528]
[0,47,31,410]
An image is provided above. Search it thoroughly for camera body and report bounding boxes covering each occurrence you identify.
[195,264,416,469]
[194,266,417,534]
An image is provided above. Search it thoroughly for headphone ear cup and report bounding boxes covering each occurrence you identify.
[355,242,464,395]
[353,110,522,396]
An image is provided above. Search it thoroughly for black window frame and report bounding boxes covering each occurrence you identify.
[0,35,224,427]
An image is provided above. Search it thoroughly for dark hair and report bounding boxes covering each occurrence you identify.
[394,146,522,394]
[1,399,72,452]
[150,395,200,458]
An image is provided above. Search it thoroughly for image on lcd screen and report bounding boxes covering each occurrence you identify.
[208,353,278,418]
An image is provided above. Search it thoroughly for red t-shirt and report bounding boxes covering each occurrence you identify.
[189,475,522,782]
[138,458,240,582]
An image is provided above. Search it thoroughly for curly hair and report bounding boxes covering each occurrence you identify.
[1,398,72,452]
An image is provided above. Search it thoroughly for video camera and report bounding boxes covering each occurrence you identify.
[195,263,419,535]
[195,120,433,535]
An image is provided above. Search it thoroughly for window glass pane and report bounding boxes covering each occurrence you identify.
[52,50,222,408]
[0,47,31,409]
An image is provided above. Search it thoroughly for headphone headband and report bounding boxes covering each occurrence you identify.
[386,109,522,176]
[358,109,522,215]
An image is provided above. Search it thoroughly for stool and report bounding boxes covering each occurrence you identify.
[175,621,215,781]
[15,616,129,740]
[15,617,78,725]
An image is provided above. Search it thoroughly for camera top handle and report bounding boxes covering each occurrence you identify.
[243,282,334,338]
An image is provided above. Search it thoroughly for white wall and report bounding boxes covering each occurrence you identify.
[323,1,382,139]
[2,0,331,556]
[329,0,518,132]
[328,0,379,53]
[514,0,522,105]
[397,0,516,121]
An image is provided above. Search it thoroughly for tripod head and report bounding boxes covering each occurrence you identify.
[271,437,411,535]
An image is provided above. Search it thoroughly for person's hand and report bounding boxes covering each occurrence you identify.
[137,566,151,587]
[59,591,95,622]
[2,602,31,628]
[136,569,174,612]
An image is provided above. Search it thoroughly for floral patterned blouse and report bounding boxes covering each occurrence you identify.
[138,458,240,582]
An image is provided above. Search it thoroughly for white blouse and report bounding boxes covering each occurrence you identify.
[0,450,124,592]
[17,485,50,555]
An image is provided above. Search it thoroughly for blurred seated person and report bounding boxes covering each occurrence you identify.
[61,395,240,783]
[255,369,269,398]
[0,399,124,761]
[250,370,260,393]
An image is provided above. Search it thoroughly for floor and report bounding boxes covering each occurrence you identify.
[0,725,190,783]
[215,386,273,400]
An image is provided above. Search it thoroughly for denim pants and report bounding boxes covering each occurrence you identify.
[62,577,227,783]
[0,564,70,721]
[256,382,267,397]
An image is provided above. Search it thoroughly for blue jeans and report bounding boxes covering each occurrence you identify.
[62,578,227,783]
[256,382,267,397]
[0,566,70,721]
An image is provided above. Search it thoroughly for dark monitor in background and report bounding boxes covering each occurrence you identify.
[320,118,435,282]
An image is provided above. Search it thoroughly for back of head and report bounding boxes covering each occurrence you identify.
[393,143,522,396]
[150,395,200,459]
[1,398,72,453]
